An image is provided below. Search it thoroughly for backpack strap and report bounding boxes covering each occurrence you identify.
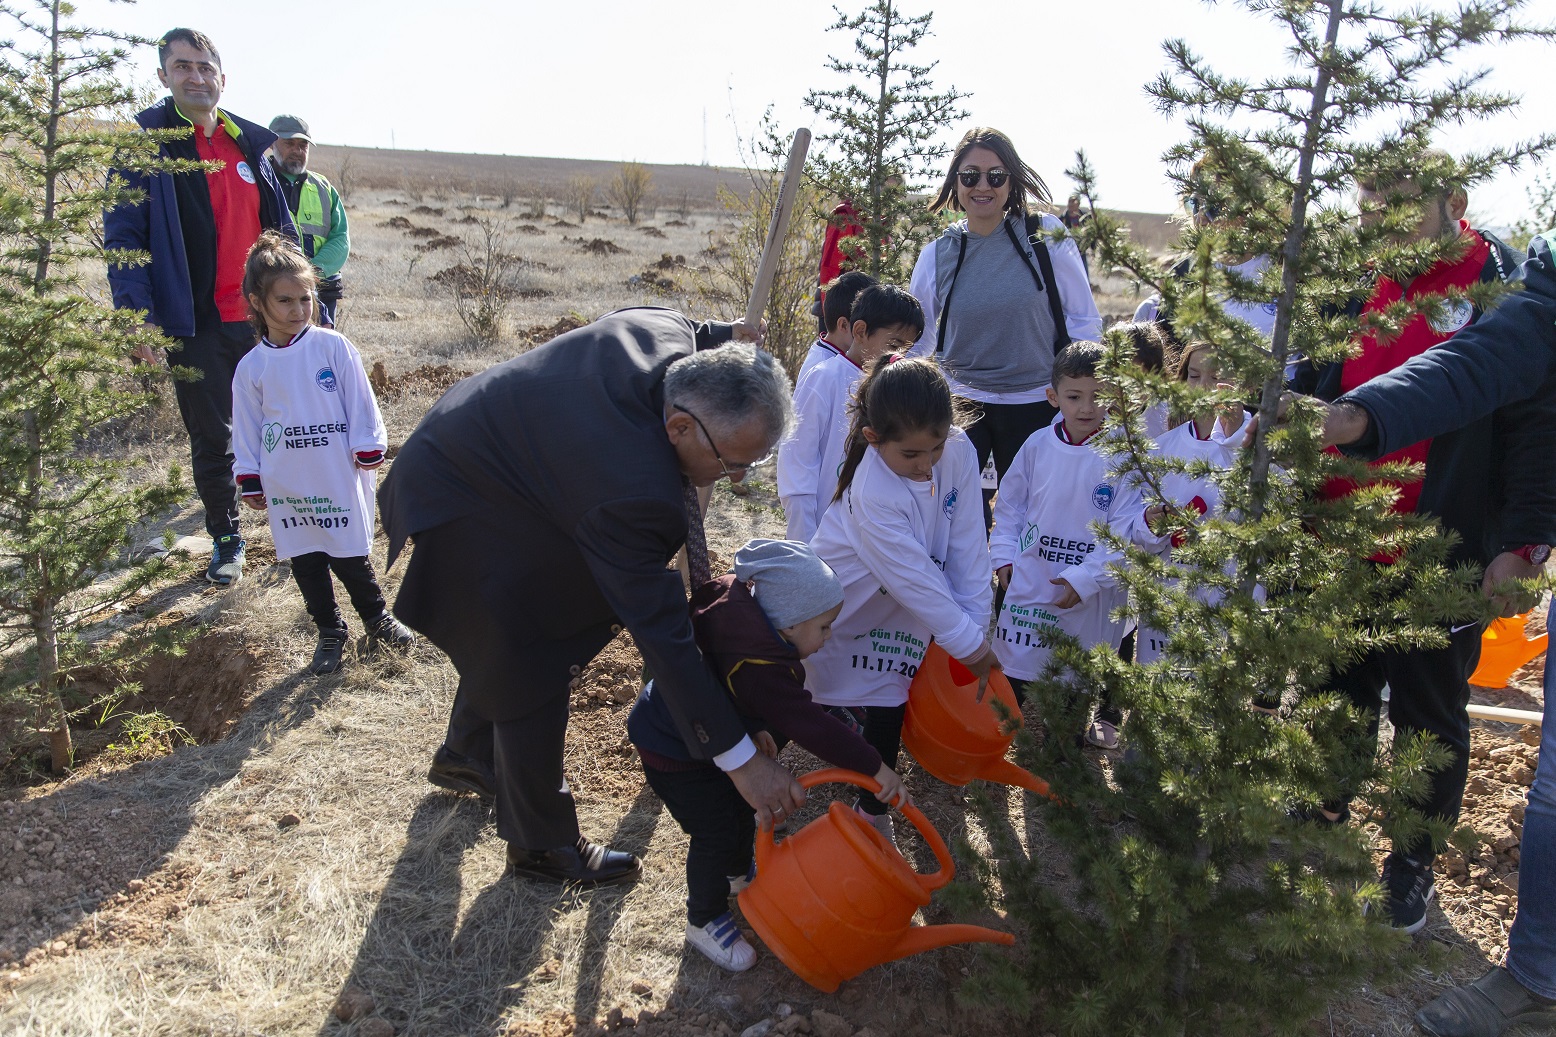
[1010,215,1072,348]
[934,233,969,358]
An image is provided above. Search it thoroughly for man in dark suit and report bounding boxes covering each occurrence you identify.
[380,307,805,886]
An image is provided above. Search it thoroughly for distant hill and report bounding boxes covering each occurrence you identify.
[310,144,1182,253]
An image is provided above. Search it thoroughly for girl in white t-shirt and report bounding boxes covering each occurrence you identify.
[231,232,414,676]
[804,356,998,841]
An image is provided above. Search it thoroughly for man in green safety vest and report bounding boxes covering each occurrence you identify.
[267,114,349,326]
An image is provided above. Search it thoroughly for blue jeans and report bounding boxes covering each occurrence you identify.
[1506,646,1555,999]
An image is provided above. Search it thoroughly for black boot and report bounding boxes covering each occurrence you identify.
[505,837,641,887]
[310,627,348,675]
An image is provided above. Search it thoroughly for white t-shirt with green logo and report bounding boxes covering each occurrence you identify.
[231,326,387,559]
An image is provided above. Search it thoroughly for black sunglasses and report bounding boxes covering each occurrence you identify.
[956,167,1009,189]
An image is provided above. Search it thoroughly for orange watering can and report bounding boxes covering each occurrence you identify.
[1470,612,1549,689]
[902,643,1053,798]
[737,768,1014,993]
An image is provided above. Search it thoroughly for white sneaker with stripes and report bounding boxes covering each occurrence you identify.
[686,912,757,972]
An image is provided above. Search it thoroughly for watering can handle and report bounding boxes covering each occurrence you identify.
[753,767,955,894]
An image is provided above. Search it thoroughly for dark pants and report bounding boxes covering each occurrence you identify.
[291,552,386,633]
[643,764,756,926]
[169,319,257,540]
[1327,622,1483,863]
[855,704,905,817]
[961,398,1060,529]
[318,281,343,327]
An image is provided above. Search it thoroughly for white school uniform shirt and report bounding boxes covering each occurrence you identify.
[988,417,1139,682]
[231,326,388,560]
[797,336,847,383]
[778,351,864,542]
[804,429,992,708]
[1120,419,1256,664]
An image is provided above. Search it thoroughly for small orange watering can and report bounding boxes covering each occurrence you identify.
[1470,612,1549,689]
[737,768,1014,993]
[902,643,1052,798]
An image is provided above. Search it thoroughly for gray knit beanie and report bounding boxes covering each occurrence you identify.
[733,538,845,630]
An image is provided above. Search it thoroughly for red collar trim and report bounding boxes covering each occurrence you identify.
[1056,421,1101,446]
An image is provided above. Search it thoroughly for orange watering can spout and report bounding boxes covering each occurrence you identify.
[885,922,1017,964]
[979,757,1053,799]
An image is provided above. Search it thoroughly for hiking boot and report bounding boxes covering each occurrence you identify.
[685,911,757,972]
[1377,852,1435,934]
[310,627,349,676]
[505,837,641,887]
[206,535,246,585]
[367,613,416,653]
[1415,966,1556,1037]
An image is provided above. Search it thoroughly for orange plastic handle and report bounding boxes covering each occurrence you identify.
[754,767,955,894]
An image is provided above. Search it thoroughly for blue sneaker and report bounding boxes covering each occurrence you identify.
[206,535,246,585]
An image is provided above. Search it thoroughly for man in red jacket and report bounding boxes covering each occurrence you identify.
[1306,157,1525,934]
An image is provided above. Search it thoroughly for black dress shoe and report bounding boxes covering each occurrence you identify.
[505,837,642,887]
[426,747,496,799]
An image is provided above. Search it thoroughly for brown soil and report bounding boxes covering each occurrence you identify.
[576,238,626,256]
[368,361,472,402]
[410,206,446,218]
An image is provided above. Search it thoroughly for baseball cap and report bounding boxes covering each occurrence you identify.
[268,114,312,142]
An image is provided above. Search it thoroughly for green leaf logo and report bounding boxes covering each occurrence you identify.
[262,423,283,453]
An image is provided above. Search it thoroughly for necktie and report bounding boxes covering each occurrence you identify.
[682,477,711,587]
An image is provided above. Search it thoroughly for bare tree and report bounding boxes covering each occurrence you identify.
[565,175,596,223]
[330,151,355,204]
[610,161,653,225]
[437,216,523,347]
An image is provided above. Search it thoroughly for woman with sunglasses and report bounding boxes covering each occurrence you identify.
[909,127,1102,524]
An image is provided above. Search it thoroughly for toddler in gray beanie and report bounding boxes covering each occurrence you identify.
[733,538,844,633]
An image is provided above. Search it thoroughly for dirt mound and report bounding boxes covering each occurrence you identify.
[381,216,411,229]
[456,214,480,224]
[407,226,440,239]
[552,219,579,229]
[516,224,544,235]
[519,314,587,347]
[410,206,445,217]
[415,235,461,252]
[368,361,471,402]
[579,238,624,255]
[629,254,687,294]
[640,226,667,239]
[665,219,689,227]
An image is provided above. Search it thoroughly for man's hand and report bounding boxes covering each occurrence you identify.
[731,318,767,345]
[131,322,165,366]
[1482,551,1543,618]
[727,751,805,830]
[1249,394,1372,450]
[1050,577,1081,609]
[995,564,1012,591]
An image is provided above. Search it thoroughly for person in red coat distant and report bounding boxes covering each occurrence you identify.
[812,200,863,334]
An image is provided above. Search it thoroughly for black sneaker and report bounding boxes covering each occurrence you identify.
[826,705,866,736]
[310,627,349,676]
[367,613,416,652]
[1378,852,1435,934]
[206,535,246,585]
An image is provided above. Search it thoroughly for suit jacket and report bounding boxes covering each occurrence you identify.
[380,307,747,757]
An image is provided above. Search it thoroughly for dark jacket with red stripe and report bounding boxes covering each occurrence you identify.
[1311,226,1537,567]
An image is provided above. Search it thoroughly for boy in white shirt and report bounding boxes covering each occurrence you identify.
[779,285,924,542]
[990,341,1137,745]
[796,270,875,382]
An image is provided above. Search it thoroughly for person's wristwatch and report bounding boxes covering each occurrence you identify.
[1511,544,1552,565]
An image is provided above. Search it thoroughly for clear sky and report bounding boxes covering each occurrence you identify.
[69,0,1555,223]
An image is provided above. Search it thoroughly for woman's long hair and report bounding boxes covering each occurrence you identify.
[926,126,1050,218]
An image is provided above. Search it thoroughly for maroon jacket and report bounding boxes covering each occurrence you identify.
[629,575,882,775]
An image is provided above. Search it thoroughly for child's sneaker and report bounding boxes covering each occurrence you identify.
[1084,719,1120,749]
[310,627,349,676]
[726,859,757,895]
[686,912,756,972]
[854,804,897,850]
[367,613,416,652]
[825,705,866,736]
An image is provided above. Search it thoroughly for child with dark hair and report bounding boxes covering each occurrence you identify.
[231,231,413,674]
[779,285,924,542]
[803,356,996,842]
[990,341,1139,745]
[628,538,908,973]
[800,270,878,381]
